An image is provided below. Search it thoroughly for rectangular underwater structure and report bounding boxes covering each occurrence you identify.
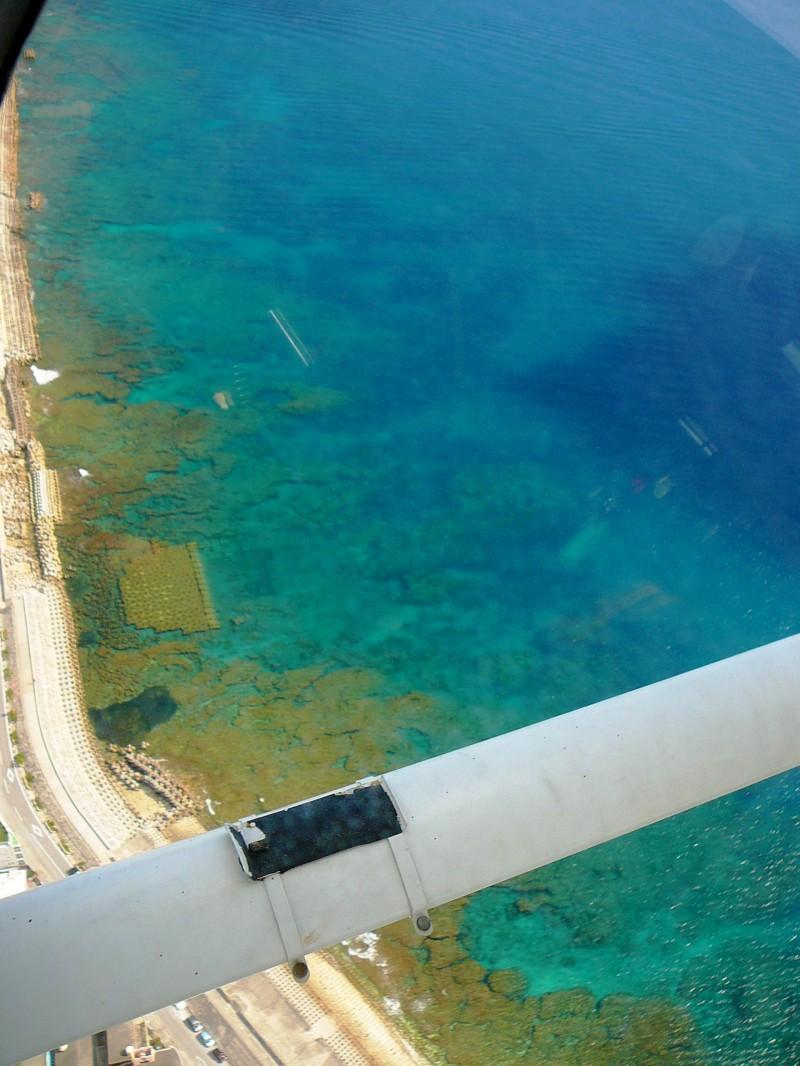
[119,541,218,634]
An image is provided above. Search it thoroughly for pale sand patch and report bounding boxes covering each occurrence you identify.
[123,784,166,822]
[161,813,207,842]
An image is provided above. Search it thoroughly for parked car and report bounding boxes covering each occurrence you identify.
[211,1050,227,1063]
[197,1031,216,1049]
[185,1016,203,1033]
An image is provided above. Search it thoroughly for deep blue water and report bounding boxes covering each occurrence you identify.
[18,0,800,1060]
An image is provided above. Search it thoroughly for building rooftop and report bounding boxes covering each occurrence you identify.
[153,1051,180,1066]
[0,866,28,899]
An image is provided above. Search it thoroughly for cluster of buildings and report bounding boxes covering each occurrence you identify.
[2,821,184,1066]
[17,1020,180,1066]
[0,820,27,899]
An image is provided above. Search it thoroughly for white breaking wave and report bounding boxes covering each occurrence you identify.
[31,366,59,385]
[344,931,383,963]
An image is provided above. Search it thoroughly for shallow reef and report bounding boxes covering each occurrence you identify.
[343,902,706,1065]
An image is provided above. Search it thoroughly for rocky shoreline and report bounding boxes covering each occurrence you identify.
[0,80,199,865]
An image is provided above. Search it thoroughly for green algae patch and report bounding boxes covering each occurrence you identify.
[145,660,442,822]
[90,685,178,745]
[119,541,219,634]
[276,385,349,416]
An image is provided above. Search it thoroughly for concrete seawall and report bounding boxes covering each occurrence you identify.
[0,82,160,863]
[10,585,141,854]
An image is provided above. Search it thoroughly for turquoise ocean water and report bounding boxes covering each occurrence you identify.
[18,0,800,1060]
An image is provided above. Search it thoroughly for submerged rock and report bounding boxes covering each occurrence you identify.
[90,685,178,746]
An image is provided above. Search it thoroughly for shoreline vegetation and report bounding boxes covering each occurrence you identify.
[2,76,426,1066]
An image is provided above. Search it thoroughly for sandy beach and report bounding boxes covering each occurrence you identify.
[0,75,426,1066]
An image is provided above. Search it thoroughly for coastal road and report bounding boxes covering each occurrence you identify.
[146,1006,219,1066]
[189,990,287,1066]
[148,996,276,1066]
[147,980,345,1066]
[0,620,69,882]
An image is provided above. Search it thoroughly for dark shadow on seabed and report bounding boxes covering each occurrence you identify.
[506,228,800,563]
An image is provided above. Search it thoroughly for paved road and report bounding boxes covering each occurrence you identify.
[149,986,303,1066]
[0,623,70,882]
[190,992,281,1066]
[147,1007,216,1066]
[148,998,267,1066]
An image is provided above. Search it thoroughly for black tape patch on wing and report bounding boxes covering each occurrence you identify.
[230,782,402,879]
